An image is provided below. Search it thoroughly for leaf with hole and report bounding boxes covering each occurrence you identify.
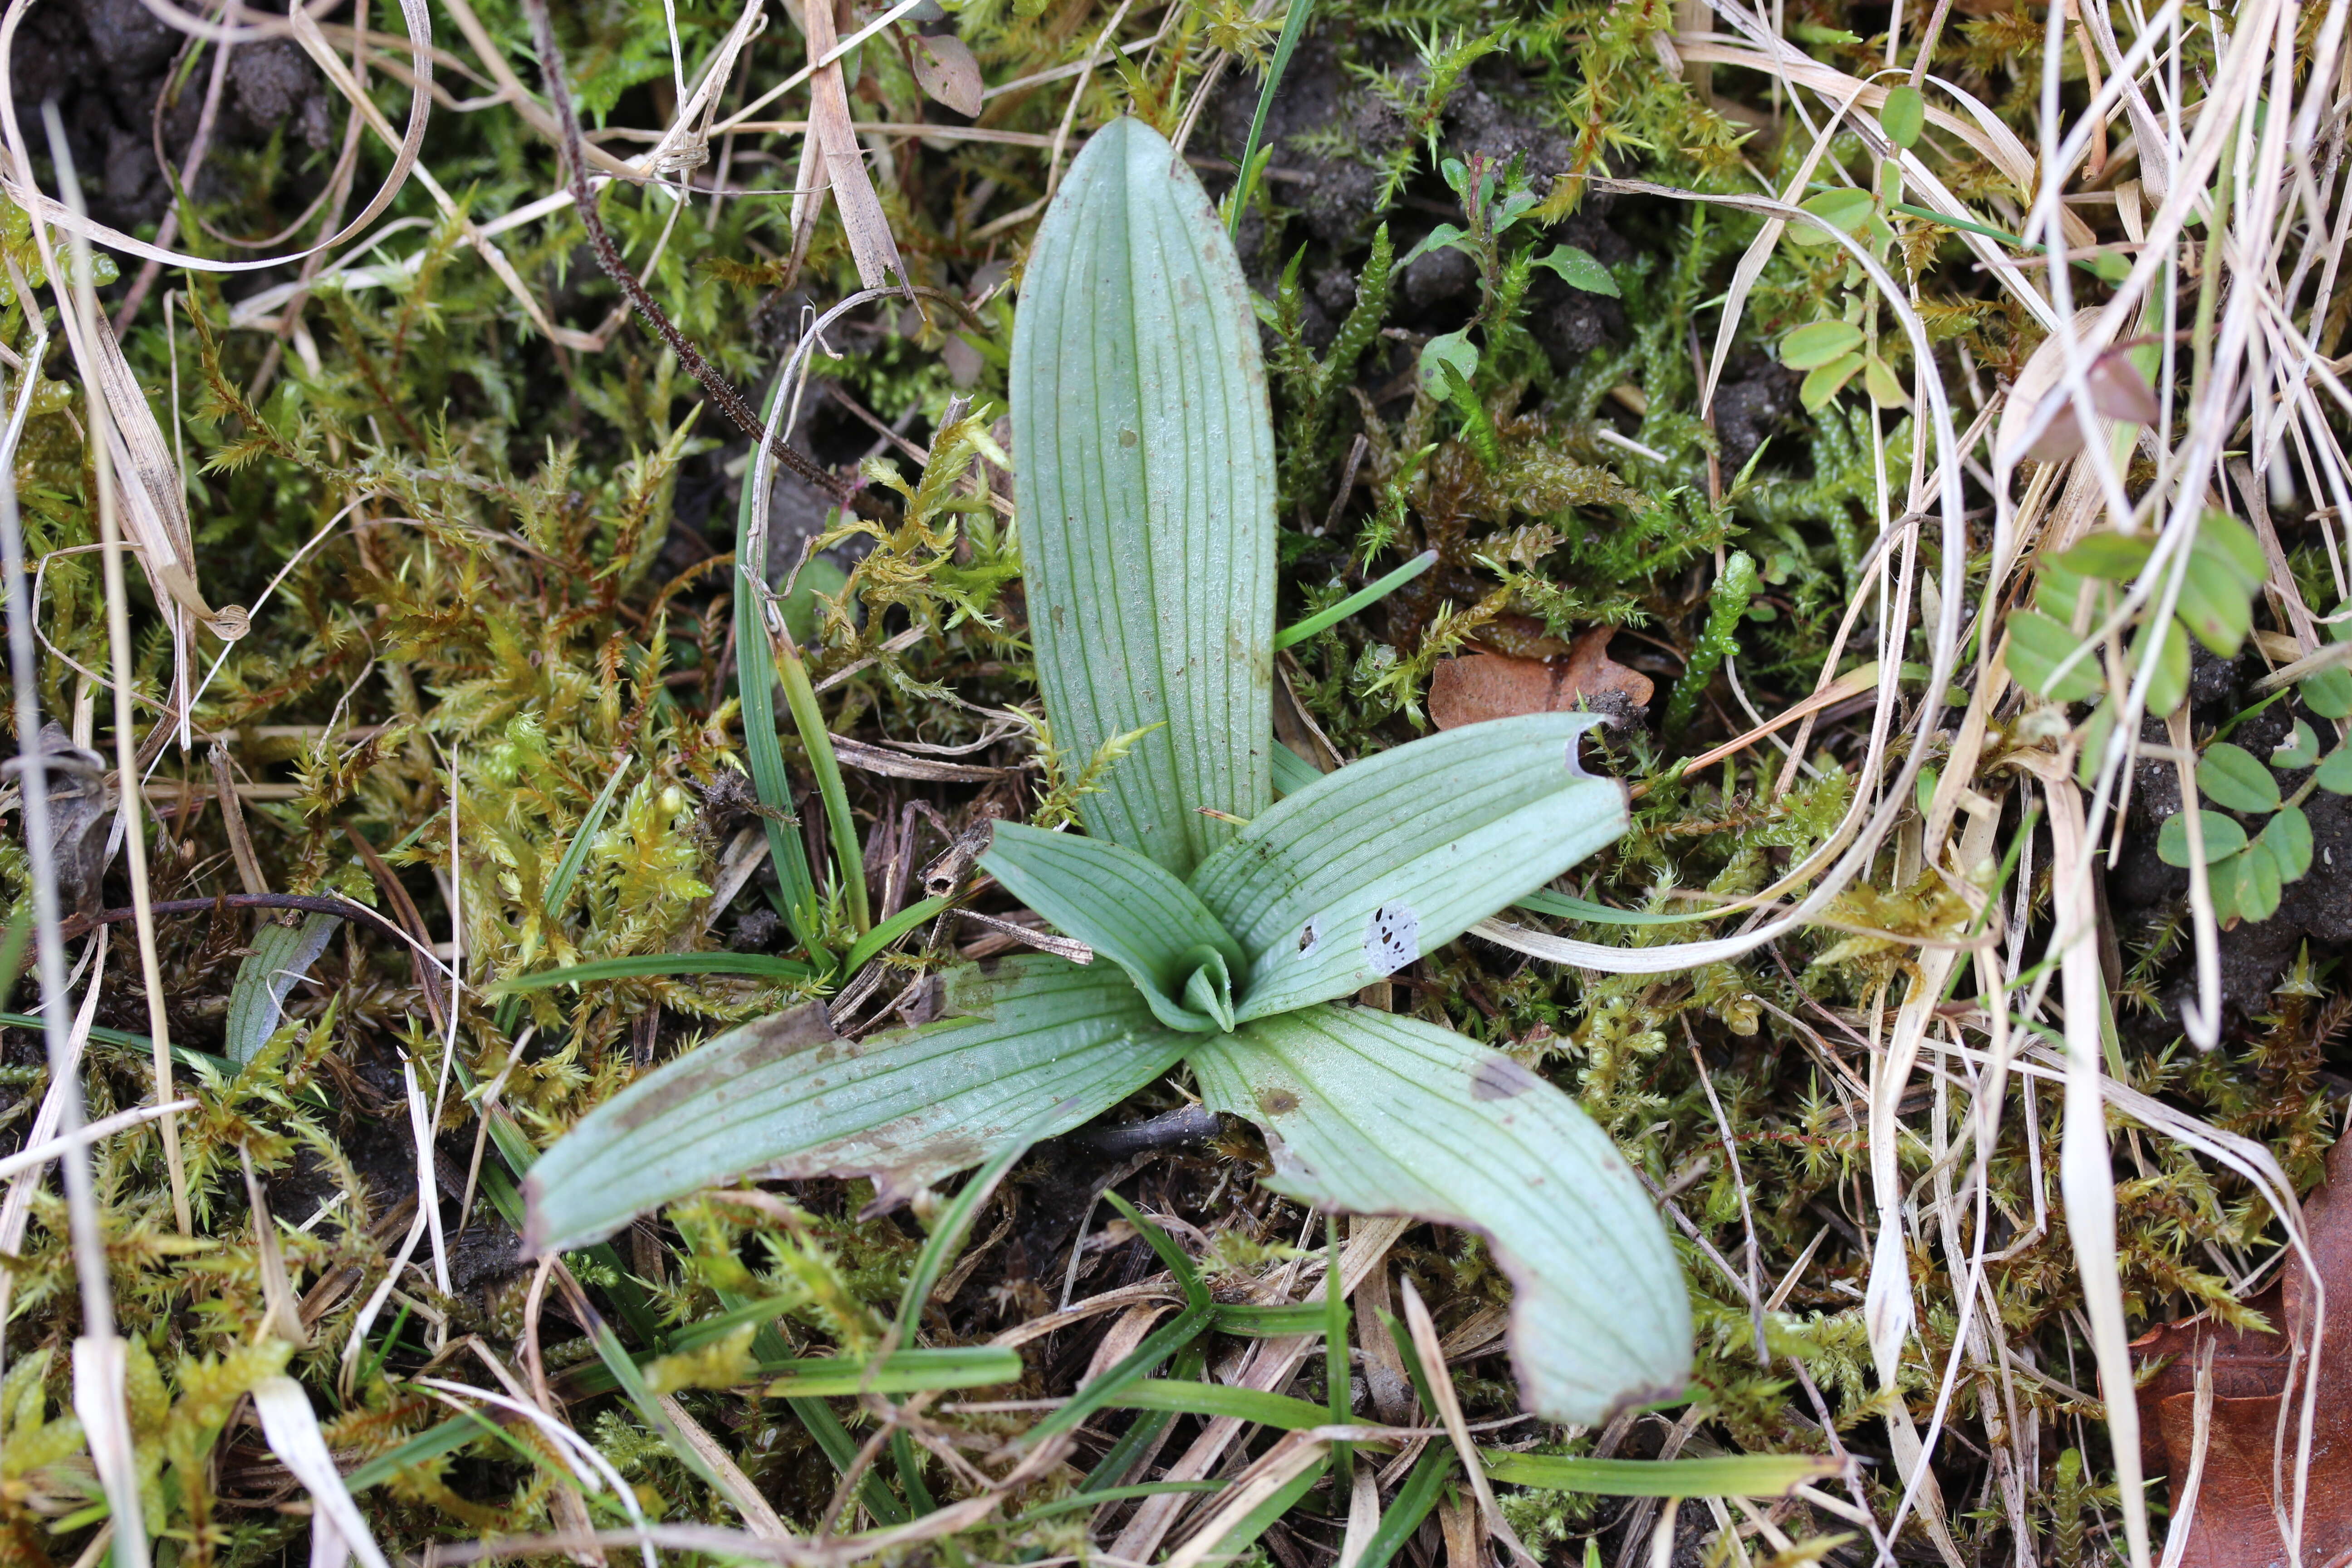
[1190,714,1626,1021]
[2157,809,2249,868]
[906,34,983,115]
[2275,720,2321,769]
[1419,329,1480,396]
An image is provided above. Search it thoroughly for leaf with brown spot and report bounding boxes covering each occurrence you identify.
[907,33,983,116]
[1428,630,1655,731]
[521,958,1191,1254]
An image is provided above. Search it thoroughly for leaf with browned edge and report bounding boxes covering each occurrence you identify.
[1190,1004,1689,1423]
[522,957,1190,1254]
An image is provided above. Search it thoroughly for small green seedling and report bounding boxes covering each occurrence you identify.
[524,119,1687,1423]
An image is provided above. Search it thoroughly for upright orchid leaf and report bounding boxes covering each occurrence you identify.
[981,823,1247,1032]
[1190,1004,1689,1422]
[523,957,1190,1254]
[1190,714,1627,1021]
[1011,117,1276,877]
[224,912,341,1064]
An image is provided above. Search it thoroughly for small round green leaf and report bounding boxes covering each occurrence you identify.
[2234,841,2283,922]
[2260,804,2313,883]
[2314,746,2352,794]
[1786,187,1874,247]
[1535,244,1620,297]
[1798,353,1864,413]
[2007,609,2101,702]
[1863,355,1908,407]
[2193,510,2267,592]
[2131,617,2189,717]
[2157,808,2247,867]
[1880,84,1926,149]
[2273,720,2320,769]
[1419,330,1480,394]
[1780,320,1865,370]
[2196,742,2281,813]
[2302,665,2352,719]
[2053,533,2154,582]
[2173,573,2252,657]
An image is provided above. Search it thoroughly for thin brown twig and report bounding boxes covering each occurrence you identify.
[516,0,853,507]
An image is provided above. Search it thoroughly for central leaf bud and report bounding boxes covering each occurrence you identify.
[1176,943,1238,1033]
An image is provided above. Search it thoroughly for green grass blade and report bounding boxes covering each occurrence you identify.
[1012,117,1276,876]
[763,1347,1024,1397]
[1100,1190,1211,1308]
[1108,1380,1331,1429]
[1019,1481,1224,1522]
[1514,890,1718,926]
[1226,0,1313,238]
[774,622,870,933]
[1356,1444,1457,1568]
[496,752,637,1034]
[893,1133,1037,1333]
[1480,1451,1841,1497]
[487,952,816,993]
[737,373,826,956]
[1272,549,1436,651]
[1215,1303,1329,1337]
[344,1416,487,1494]
[841,895,950,977]
[1270,742,1322,799]
[1020,1302,1215,1450]
[1083,1345,1206,1491]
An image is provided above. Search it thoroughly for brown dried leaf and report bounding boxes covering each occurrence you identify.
[2134,1136,2352,1567]
[908,34,983,117]
[1426,630,1654,731]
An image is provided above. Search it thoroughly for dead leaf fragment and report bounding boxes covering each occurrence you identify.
[1427,630,1654,731]
[2133,1134,2352,1568]
[908,34,983,117]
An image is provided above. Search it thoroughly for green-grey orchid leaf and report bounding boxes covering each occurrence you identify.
[1010,116,1275,877]
[1191,713,1627,1021]
[225,912,341,1065]
[523,957,1189,1254]
[1190,1004,1689,1422]
[980,822,1246,1033]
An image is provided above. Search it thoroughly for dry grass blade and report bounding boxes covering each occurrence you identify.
[1399,1278,1540,1568]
